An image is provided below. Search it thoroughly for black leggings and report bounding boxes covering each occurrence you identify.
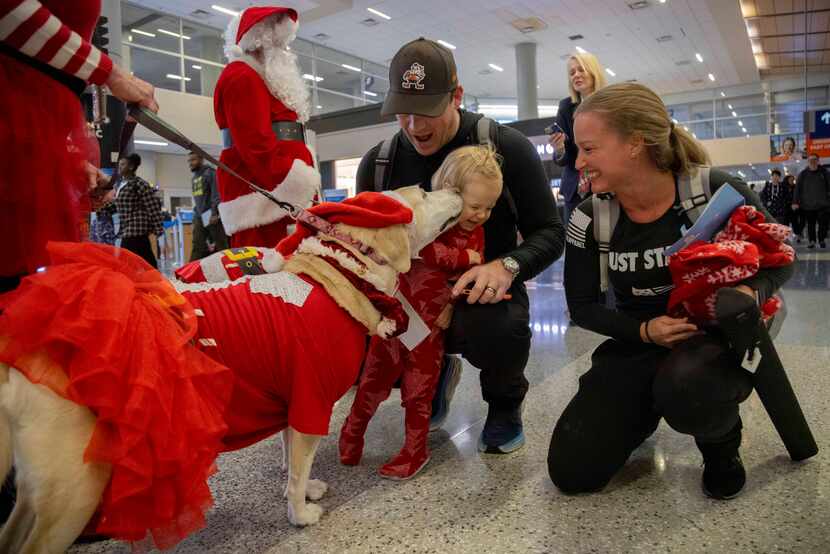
[548,335,752,494]
[446,282,531,409]
[120,235,157,268]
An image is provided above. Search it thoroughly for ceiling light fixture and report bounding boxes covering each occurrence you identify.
[211,5,240,16]
[708,73,715,81]
[135,140,169,147]
[488,63,504,72]
[131,29,155,38]
[166,73,191,81]
[158,29,191,40]
[192,65,202,70]
[720,91,726,97]
[728,104,733,110]
[437,40,456,50]
[575,46,587,54]
[341,64,361,72]
[364,90,378,97]
[696,53,704,62]
[302,74,324,82]
[367,7,391,20]
[732,111,738,117]
[606,68,616,76]
[738,120,743,126]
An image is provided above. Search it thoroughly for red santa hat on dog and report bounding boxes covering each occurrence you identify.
[263,192,413,272]
[225,6,299,59]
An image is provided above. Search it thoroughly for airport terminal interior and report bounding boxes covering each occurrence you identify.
[1,0,829,552]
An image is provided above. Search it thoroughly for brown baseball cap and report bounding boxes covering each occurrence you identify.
[381,38,458,118]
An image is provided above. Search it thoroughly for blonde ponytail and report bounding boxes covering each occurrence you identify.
[576,83,710,176]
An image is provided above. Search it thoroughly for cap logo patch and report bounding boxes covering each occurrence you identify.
[401,62,426,90]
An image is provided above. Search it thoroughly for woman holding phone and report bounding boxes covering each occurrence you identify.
[549,51,607,225]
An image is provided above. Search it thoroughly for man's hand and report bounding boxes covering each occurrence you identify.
[641,316,701,348]
[435,304,454,330]
[452,260,513,304]
[106,64,159,113]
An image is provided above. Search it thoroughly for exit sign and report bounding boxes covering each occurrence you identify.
[814,110,830,139]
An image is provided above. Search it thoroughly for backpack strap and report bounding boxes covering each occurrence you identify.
[373,135,398,192]
[592,194,620,293]
[676,166,712,223]
[475,115,518,221]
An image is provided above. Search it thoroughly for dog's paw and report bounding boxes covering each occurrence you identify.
[306,479,328,500]
[288,502,324,527]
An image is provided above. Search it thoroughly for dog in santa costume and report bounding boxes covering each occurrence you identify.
[0,186,461,552]
[215,6,320,248]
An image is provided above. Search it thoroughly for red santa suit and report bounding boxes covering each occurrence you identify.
[214,7,319,248]
[0,0,111,280]
[339,225,485,480]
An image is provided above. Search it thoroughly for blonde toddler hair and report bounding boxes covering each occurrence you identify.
[430,145,503,196]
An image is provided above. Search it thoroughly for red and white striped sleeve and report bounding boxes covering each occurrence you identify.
[0,0,113,85]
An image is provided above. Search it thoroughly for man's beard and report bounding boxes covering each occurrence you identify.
[263,47,310,122]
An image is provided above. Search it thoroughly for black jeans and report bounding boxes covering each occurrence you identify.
[548,335,753,493]
[802,209,829,244]
[446,282,531,409]
[121,235,157,268]
[190,217,229,262]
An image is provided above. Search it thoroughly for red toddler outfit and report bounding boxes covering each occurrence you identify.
[339,225,484,479]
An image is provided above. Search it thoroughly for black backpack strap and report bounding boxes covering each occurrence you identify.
[475,116,518,221]
[374,135,398,192]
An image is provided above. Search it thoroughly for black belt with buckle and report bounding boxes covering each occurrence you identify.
[221,121,306,149]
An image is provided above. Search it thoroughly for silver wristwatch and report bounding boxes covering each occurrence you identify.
[501,256,521,279]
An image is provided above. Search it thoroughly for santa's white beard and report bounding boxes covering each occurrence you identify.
[264,48,310,122]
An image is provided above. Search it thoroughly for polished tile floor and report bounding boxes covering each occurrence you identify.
[72,245,830,553]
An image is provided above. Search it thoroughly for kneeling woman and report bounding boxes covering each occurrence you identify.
[549,83,793,499]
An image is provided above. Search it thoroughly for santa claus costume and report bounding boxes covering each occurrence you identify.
[0,192,413,549]
[339,225,485,480]
[214,6,319,249]
[0,0,111,285]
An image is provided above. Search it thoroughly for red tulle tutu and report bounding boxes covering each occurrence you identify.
[0,242,233,550]
[0,55,99,278]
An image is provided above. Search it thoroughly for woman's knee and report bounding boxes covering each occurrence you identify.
[547,422,614,494]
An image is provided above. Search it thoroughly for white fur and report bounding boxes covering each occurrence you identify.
[262,248,285,273]
[218,159,319,235]
[225,12,309,122]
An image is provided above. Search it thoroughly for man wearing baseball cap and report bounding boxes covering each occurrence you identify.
[356,38,564,454]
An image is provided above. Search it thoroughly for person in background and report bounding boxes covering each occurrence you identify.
[98,154,164,267]
[760,168,790,224]
[189,152,228,261]
[549,51,607,226]
[784,174,803,242]
[793,153,830,249]
[90,189,117,245]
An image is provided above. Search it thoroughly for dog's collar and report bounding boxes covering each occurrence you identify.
[295,210,387,266]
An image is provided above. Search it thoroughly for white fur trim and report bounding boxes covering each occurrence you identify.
[261,248,285,273]
[218,159,319,235]
[297,236,394,294]
[376,318,397,339]
[199,252,231,283]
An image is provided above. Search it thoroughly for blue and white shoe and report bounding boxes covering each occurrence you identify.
[429,355,463,431]
[477,404,525,454]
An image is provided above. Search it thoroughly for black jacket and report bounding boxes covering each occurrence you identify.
[356,109,564,282]
[554,96,581,203]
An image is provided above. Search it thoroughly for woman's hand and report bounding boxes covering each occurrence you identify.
[641,316,701,348]
[106,64,159,113]
[549,132,566,153]
[452,260,513,304]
